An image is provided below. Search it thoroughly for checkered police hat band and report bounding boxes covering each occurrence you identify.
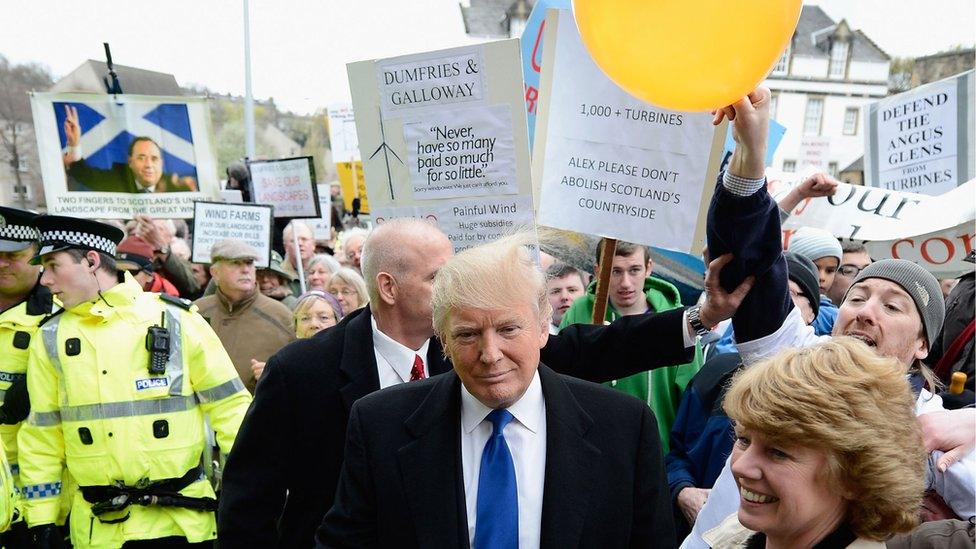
[40,230,117,256]
[0,223,39,242]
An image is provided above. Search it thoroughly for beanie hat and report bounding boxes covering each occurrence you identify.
[788,227,842,264]
[847,259,945,345]
[785,252,820,321]
[116,236,155,273]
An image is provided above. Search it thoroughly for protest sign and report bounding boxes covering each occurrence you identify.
[776,179,975,277]
[721,118,786,171]
[798,136,830,173]
[533,9,726,255]
[30,92,220,219]
[864,70,974,196]
[248,156,320,219]
[327,103,360,162]
[347,40,533,246]
[191,201,274,268]
[305,183,333,240]
[337,161,369,214]
[520,0,572,147]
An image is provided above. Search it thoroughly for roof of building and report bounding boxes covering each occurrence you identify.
[460,0,524,38]
[49,60,182,95]
[841,155,863,174]
[793,5,889,62]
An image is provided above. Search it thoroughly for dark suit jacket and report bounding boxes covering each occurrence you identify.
[217,305,690,548]
[316,365,675,548]
[66,158,195,193]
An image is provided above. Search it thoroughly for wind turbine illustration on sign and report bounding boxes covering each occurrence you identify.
[368,107,403,201]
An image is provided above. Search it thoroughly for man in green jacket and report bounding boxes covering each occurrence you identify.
[560,240,703,451]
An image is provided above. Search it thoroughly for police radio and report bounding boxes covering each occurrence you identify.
[146,312,170,376]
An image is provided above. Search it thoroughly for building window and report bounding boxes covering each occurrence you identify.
[829,41,849,78]
[803,98,824,136]
[770,94,779,119]
[772,43,791,75]
[783,160,796,172]
[17,158,28,172]
[828,162,839,177]
[843,107,859,135]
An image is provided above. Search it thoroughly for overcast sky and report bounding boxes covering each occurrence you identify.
[3,0,973,114]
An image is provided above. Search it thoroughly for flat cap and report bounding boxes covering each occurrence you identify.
[210,239,260,263]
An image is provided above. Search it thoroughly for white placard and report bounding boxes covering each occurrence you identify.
[798,136,830,172]
[372,195,535,252]
[865,71,974,196]
[248,156,320,218]
[304,183,333,240]
[403,104,517,199]
[327,104,360,161]
[191,201,274,268]
[534,10,724,254]
[376,48,486,117]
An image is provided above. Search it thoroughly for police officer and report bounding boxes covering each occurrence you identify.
[0,207,59,546]
[18,215,251,548]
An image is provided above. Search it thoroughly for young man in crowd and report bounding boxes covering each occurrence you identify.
[560,240,704,451]
[545,262,586,335]
[826,241,873,306]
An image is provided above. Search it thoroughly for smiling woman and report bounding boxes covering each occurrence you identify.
[704,338,926,548]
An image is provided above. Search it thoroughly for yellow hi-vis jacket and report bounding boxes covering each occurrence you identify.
[0,282,70,527]
[18,277,251,547]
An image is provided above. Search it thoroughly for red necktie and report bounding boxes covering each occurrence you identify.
[410,354,426,381]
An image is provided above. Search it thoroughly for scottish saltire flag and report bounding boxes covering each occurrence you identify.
[52,100,198,179]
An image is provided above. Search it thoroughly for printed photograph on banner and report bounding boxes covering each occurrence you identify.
[534,9,724,254]
[376,47,486,117]
[30,92,220,219]
[404,104,517,200]
[248,156,320,219]
[191,201,274,268]
[372,195,535,252]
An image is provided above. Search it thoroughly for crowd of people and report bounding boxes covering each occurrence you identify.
[0,86,972,548]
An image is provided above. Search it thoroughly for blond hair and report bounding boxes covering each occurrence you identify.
[724,338,925,540]
[432,232,550,340]
[329,267,369,310]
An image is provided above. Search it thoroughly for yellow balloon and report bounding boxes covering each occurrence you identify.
[573,0,802,112]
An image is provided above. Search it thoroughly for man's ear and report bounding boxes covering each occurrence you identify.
[86,250,99,270]
[376,272,397,305]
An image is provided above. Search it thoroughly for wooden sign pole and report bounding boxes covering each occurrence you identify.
[590,238,617,324]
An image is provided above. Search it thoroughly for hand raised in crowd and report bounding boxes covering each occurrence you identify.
[62,104,81,166]
[698,253,756,329]
[133,214,172,252]
[713,87,771,180]
[918,409,976,472]
[251,359,266,381]
[778,172,840,213]
[676,486,710,526]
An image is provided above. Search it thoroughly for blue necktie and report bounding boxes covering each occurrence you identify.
[474,409,518,549]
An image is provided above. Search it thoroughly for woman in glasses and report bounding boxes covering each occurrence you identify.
[328,267,369,313]
[294,290,344,339]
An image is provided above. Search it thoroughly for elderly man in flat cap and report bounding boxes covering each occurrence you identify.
[194,240,295,393]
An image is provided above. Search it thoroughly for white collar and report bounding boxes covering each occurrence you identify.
[370,315,431,382]
[460,369,543,435]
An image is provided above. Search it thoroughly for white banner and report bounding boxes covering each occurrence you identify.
[248,156,320,219]
[372,195,535,252]
[533,9,725,255]
[864,70,974,196]
[776,179,975,277]
[191,201,274,268]
[30,92,220,219]
[304,183,333,240]
[327,104,360,162]
[376,48,487,117]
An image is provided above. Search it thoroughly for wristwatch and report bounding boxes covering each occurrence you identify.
[687,305,711,338]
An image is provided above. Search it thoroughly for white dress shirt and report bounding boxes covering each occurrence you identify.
[461,371,546,549]
[371,316,430,389]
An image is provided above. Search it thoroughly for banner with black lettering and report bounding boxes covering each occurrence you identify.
[191,201,274,268]
[864,70,974,196]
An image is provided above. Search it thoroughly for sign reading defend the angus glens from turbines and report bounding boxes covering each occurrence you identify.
[346,40,534,250]
[533,9,726,255]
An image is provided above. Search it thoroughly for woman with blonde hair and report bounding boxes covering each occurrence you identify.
[704,338,927,548]
[328,267,369,313]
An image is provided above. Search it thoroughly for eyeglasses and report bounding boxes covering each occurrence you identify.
[333,287,358,297]
[838,264,867,277]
